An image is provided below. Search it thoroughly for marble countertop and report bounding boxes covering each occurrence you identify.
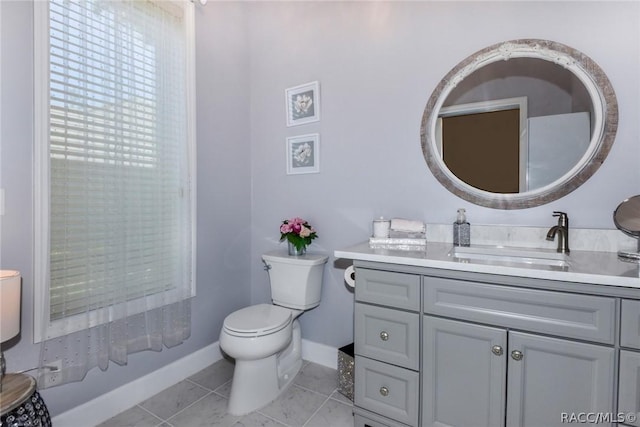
[334,241,640,288]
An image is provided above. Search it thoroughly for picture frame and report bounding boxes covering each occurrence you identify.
[285,81,320,127]
[286,134,320,175]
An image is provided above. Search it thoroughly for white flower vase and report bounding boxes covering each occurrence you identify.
[288,241,306,256]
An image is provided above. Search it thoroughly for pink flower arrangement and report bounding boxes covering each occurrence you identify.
[280,217,318,252]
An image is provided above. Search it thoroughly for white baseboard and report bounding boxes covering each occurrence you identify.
[51,342,225,427]
[51,339,337,427]
[301,338,338,370]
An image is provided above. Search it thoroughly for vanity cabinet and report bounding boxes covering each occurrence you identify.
[423,316,615,427]
[354,268,421,427]
[422,275,616,427]
[352,265,623,427]
[618,300,640,427]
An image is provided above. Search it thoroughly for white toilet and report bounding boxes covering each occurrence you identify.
[219,250,329,415]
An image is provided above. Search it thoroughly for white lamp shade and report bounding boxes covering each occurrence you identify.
[0,270,21,343]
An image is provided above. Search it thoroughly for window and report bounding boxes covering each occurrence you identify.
[34,0,196,342]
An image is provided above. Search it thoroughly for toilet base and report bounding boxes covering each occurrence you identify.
[227,355,280,415]
[227,320,302,416]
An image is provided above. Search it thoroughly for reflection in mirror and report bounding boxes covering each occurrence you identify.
[421,39,618,209]
[614,195,640,260]
[437,97,527,193]
[439,58,593,193]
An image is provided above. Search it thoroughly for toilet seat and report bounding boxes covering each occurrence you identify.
[223,304,292,337]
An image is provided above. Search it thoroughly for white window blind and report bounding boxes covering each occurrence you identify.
[36,0,195,337]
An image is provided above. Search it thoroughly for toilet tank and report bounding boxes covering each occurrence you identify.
[262,251,329,310]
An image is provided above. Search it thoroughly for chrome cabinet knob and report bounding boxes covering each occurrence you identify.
[491,345,503,356]
[379,386,389,397]
[511,350,524,361]
[379,331,389,341]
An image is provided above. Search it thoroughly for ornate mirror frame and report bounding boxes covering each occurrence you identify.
[420,39,618,209]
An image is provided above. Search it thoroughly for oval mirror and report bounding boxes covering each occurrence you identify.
[614,195,640,259]
[421,39,618,209]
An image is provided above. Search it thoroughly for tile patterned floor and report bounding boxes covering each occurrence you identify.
[97,359,354,427]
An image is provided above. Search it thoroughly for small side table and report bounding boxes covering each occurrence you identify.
[0,374,51,427]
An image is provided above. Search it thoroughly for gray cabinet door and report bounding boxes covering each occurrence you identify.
[619,350,640,427]
[621,300,640,349]
[506,332,615,427]
[422,316,507,427]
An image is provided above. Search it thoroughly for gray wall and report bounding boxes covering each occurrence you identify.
[246,1,640,349]
[0,1,252,416]
[1,0,638,418]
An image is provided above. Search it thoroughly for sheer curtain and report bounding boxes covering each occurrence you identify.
[34,0,195,387]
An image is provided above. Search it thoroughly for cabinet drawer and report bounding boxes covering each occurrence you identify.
[621,300,640,349]
[354,408,412,427]
[355,303,419,370]
[424,276,616,344]
[355,356,419,426]
[356,269,420,311]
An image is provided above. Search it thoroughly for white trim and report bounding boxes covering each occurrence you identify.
[33,0,51,344]
[50,339,338,426]
[51,342,225,427]
[185,0,198,299]
[301,338,338,369]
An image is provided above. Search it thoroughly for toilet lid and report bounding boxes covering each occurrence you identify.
[223,304,292,336]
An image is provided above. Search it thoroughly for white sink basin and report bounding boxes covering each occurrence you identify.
[450,245,569,268]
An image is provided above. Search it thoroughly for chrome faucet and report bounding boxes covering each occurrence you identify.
[546,211,570,254]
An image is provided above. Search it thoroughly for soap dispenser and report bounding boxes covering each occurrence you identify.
[453,208,470,247]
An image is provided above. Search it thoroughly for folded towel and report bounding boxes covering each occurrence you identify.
[369,237,427,246]
[389,230,426,239]
[369,237,427,251]
[390,218,426,234]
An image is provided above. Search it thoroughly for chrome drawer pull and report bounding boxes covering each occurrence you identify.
[491,345,503,356]
[379,331,389,341]
[379,386,389,397]
[511,350,524,361]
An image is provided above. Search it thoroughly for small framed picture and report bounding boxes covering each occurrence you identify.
[285,81,320,127]
[286,134,320,175]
